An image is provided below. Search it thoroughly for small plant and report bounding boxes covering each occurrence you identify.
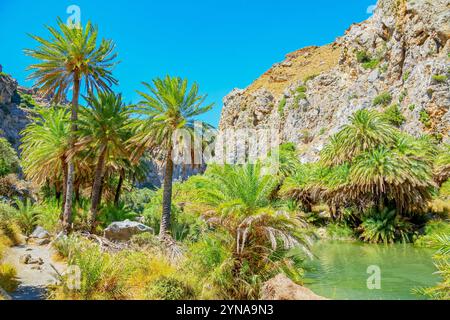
[373,92,392,106]
[382,104,405,126]
[359,208,414,244]
[300,129,313,144]
[419,109,432,128]
[356,51,379,70]
[278,97,286,116]
[399,90,407,103]
[402,71,410,82]
[379,63,388,73]
[326,223,355,240]
[356,51,370,63]
[432,74,448,83]
[408,104,416,111]
[0,263,19,292]
[319,128,326,136]
[145,276,195,300]
[19,93,39,108]
[296,86,307,94]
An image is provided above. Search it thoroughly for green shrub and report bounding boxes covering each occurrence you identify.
[296,86,307,93]
[399,90,407,103]
[97,203,137,228]
[432,74,448,83]
[408,104,416,111]
[0,138,20,177]
[382,104,406,126]
[122,188,155,214]
[359,208,414,244]
[415,220,450,248]
[419,109,432,127]
[19,93,39,108]
[356,51,370,63]
[145,276,195,300]
[362,59,380,70]
[402,71,410,82]
[0,263,19,292]
[373,92,392,106]
[326,223,355,240]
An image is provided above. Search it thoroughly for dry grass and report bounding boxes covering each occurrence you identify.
[245,44,340,98]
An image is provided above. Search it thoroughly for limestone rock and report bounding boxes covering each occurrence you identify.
[104,219,154,241]
[260,274,326,300]
[30,226,50,240]
[218,0,450,163]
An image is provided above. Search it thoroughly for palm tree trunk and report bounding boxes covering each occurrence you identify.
[114,168,125,206]
[60,158,68,218]
[88,145,107,231]
[160,147,174,236]
[62,74,81,232]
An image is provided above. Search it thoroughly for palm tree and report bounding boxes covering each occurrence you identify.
[195,163,311,299]
[321,109,396,166]
[25,18,118,231]
[20,107,70,207]
[130,76,213,236]
[76,92,130,230]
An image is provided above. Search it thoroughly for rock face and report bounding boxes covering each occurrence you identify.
[260,274,326,300]
[219,0,450,162]
[29,226,50,240]
[104,219,153,241]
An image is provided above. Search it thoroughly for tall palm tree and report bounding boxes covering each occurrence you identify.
[130,76,213,236]
[25,18,118,231]
[76,92,130,230]
[20,107,70,207]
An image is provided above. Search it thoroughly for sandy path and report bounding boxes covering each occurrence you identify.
[3,243,66,300]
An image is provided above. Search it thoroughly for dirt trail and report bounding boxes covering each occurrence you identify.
[3,243,66,300]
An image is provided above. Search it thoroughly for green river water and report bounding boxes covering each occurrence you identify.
[303,241,441,300]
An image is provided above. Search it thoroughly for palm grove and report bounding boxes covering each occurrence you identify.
[0,19,449,299]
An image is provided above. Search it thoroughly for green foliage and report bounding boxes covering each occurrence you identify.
[145,276,195,300]
[415,220,450,248]
[0,138,20,177]
[0,263,19,292]
[25,18,118,102]
[399,90,407,103]
[278,97,286,116]
[382,104,406,126]
[356,51,379,69]
[432,74,448,83]
[402,71,410,82]
[373,92,392,106]
[408,104,416,111]
[359,208,414,244]
[122,188,155,214]
[419,109,432,127]
[414,234,450,300]
[15,200,39,235]
[19,93,39,108]
[97,203,137,228]
[303,74,318,83]
[296,86,307,93]
[326,223,355,240]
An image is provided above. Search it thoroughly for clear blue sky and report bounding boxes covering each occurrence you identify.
[0,0,375,126]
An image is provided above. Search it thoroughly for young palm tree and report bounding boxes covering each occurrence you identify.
[20,107,70,207]
[25,18,118,230]
[195,163,311,299]
[130,76,213,236]
[76,92,130,231]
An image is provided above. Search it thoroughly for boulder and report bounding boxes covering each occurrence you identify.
[29,226,50,239]
[104,219,153,241]
[260,274,327,300]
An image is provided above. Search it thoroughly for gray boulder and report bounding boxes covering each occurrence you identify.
[104,219,153,241]
[29,226,50,239]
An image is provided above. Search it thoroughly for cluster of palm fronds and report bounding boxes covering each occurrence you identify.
[281,109,446,221]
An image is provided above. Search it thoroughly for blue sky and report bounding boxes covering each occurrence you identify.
[0,0,375,126]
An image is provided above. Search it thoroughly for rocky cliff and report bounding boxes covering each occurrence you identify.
[219,0,450,162]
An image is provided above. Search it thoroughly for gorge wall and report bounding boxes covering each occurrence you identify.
[218,0,450,162]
